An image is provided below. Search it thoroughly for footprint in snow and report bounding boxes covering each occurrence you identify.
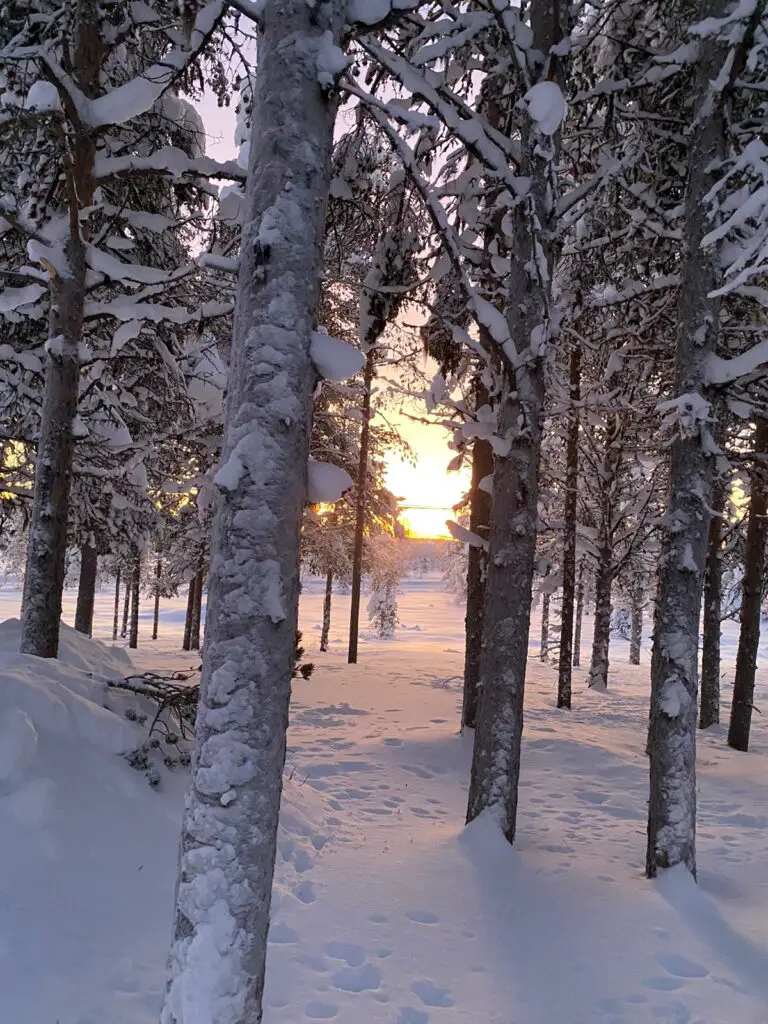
[398,1009,430,1024]
[642,976,684,991]
[332,963,381,993]
[324,941,365,967]
[268,923,299,944]
[411,980,454,1007]
[305,1001,339,1019]
[406,909,439,925]
[383,738,403,746]
[655,953,708,979]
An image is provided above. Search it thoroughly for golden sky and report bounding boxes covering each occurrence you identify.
[198,96,470,539]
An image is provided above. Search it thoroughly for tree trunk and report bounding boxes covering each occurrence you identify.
[19,5,97,659]
[348,349,374,664]
[630,588,643,666]
[573,560,584,668]
[160,4,344,1020]
[466,0,565,844]
[700,469,726,728]
[540,591,550,663]
[558,342,581,707]
[588,558,612,689]
[74,544,98,637]
[112,568,121,642]
[462,419,493,728]
[190,569,203,650]
[728,419,768,752]
[320,570,333,652]
[128,555,140,650]
[647,2,728,879]
[152,559,162,641]
[121,573,130,638]
[182,575,196,651]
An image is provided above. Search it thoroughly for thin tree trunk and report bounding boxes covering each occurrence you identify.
[588,559,612,689]
[74,544,98,637]
[728,419,768,752]
[190,569,203,650]
[128,555,140,650]
[647,1,729,878]
[558,342,581,707]
[182,574,196,651]
[540,591,550,663]
[466,0,566,843]
[348,350,374,664]
[19,5,97,659]
[320,570,333,652]
[573,560,584,668]
[121,573,130,638]
[700,468,726,728]
[152,559,162,641]
[161,5,344,1019]
[112,568,121,642]
[630,588,643,666]
[462,414,493,728]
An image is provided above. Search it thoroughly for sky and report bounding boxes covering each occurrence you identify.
[195,94,470,539]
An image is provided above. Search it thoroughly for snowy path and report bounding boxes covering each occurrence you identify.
[1,579,767,1023]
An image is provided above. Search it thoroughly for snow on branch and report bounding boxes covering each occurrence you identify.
[307,459,353,503]
[446,519,489,552]
[706,341,768,385]
[310,330,366,381]
[93,147,246,183]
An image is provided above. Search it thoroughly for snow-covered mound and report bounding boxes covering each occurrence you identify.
[0,618,338,1024]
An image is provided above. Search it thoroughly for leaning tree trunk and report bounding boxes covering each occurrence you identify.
[112,568,121,642]
[152,559,162,641]
[540,591,550,663]
[74,544,98,637]
[189,568,204,650]
[121,572,130,637]
[320,570,333,652]
[629,587,643,666]
[462,424,493,728]
[182,575,196,651]
[348,347,374,664]
[466,0,565,843]
[646,0,728,879]
[128,555,140,650]
[700,456,727,729]
[160,5,344,1021]
[558,341,581,707]
[573,560,584,668]
[588,556,613,690]
[728,419,768,752]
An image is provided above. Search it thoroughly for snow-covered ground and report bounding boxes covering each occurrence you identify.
[1,578,767,1024]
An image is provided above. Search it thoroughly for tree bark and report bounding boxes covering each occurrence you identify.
[462,419,493,728]
[121,572,130,638]
[700,468,726,728]
[573,560,584,668]
[588,558,612,689]
[466,0,566,843]
[152,559,162,641]
[647,0,728,879]
[728,419,768,752]
[320,570,333,652]
[190,569,203,651]
[160,4,344,1020]
[128,555,140,650]
[112,568,121,642]
[540,591,550,663]
[348,349,374,664]
[558,342,581,707]
[19,4,98,659]
[182,574,196,651]
[74,544,98,637]
[630,587,643,666]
